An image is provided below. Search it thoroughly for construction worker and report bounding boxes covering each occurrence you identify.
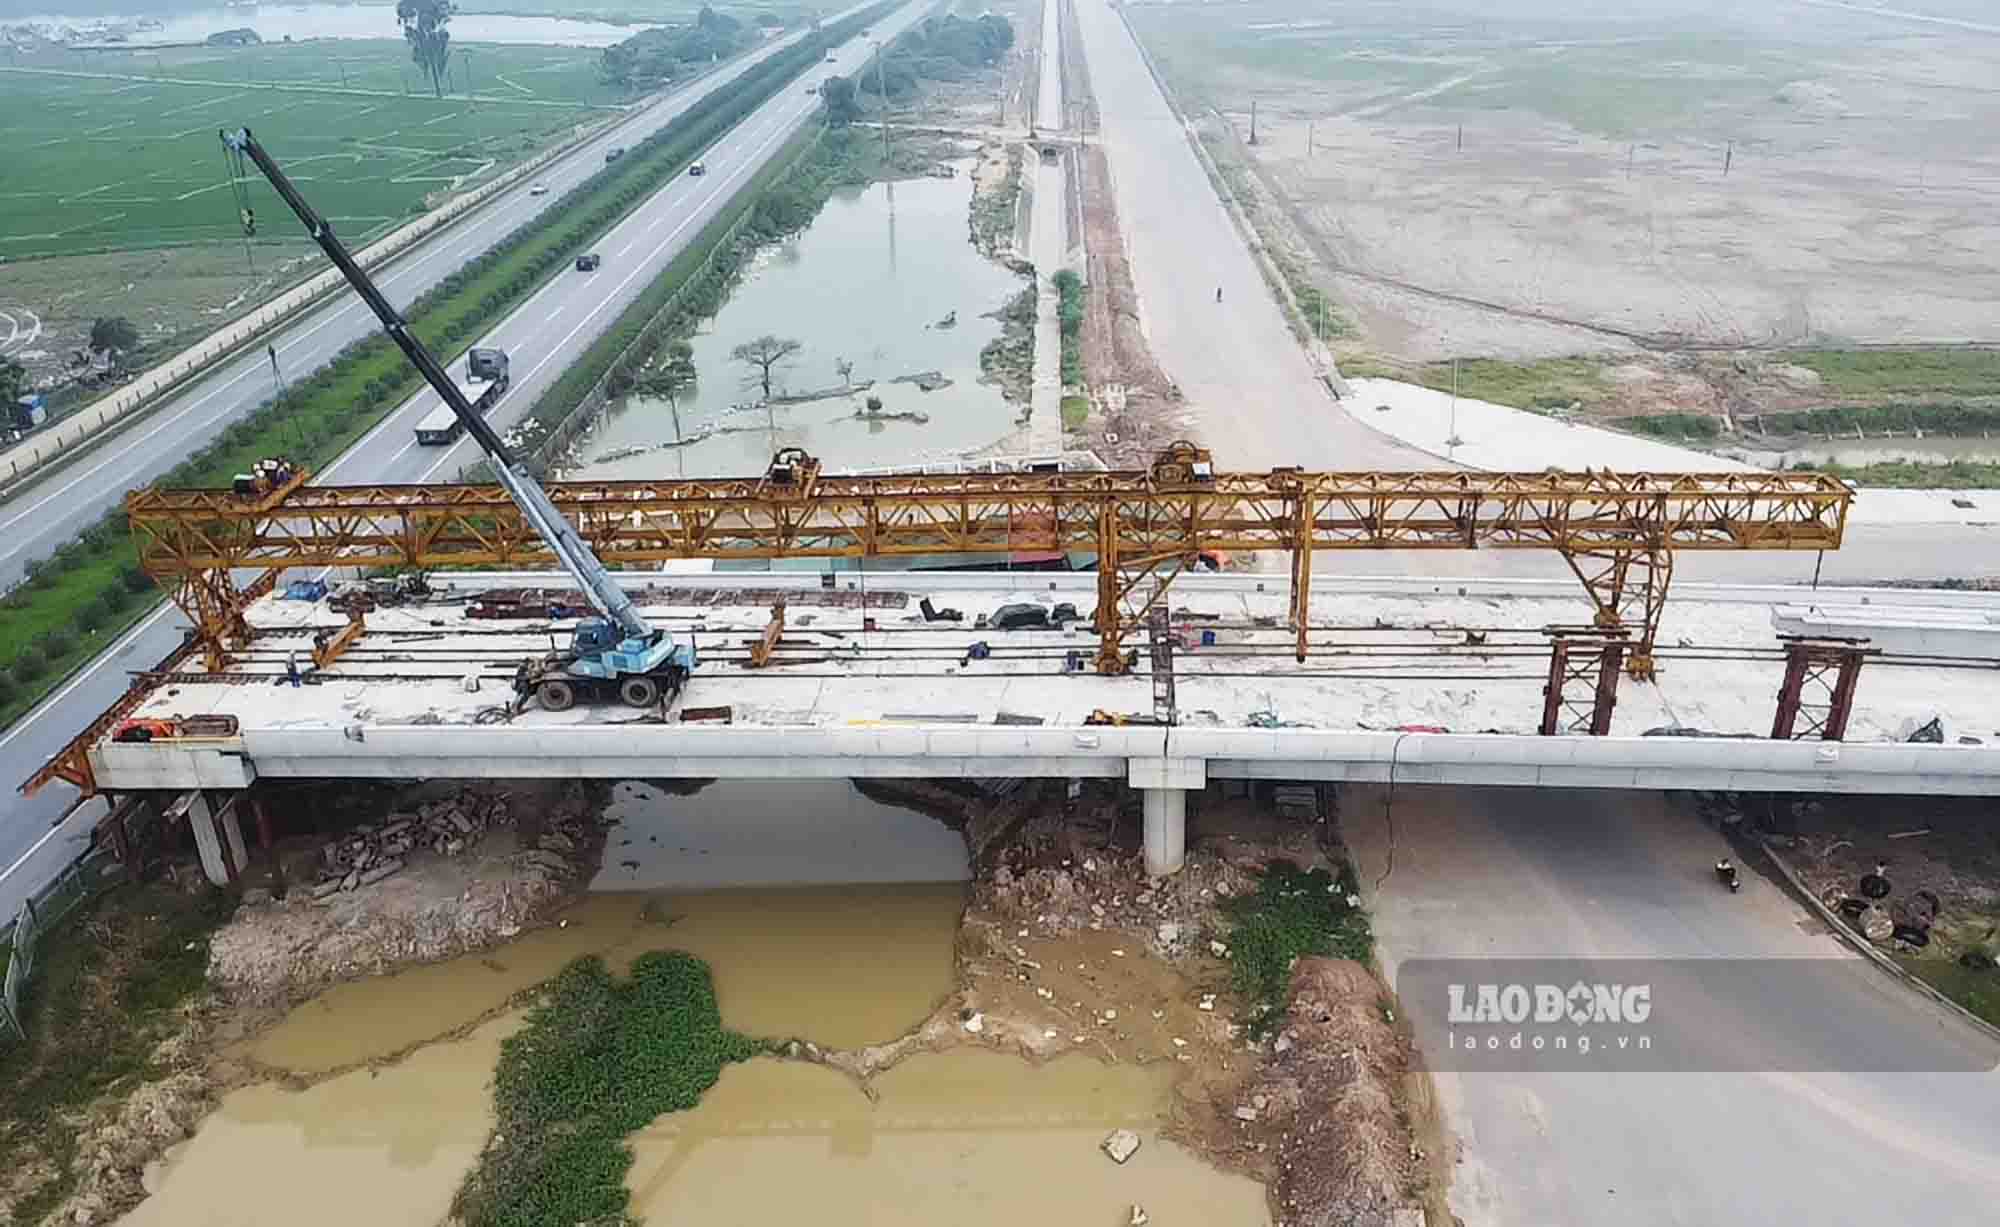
[1215,285,1223,303]
[284,650,302,687]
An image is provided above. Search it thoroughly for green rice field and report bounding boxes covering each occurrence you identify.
[0,39,626,259]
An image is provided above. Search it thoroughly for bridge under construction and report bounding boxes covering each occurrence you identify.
[23,448,2000,885]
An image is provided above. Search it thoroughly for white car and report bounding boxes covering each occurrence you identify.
[530,182,549,196]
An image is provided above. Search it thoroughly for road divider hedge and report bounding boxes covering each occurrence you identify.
[0,1,900,736]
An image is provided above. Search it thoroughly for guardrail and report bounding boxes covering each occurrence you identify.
[0,849,102,1042]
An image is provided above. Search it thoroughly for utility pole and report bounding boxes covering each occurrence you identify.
[462,48,474,107]
[1457,123,1463,151]
[1307,120,1314,156]
[1249,98,1257,145]
[1448,358,1462,449]
[1724,141,1733,176]
[875,40,889,160]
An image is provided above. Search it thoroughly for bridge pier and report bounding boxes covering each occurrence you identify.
[1131,756,1204,877]
[179,789,246,887]
[1141,787,1186,877]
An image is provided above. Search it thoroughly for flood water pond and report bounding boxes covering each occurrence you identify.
[571,170,1029,480]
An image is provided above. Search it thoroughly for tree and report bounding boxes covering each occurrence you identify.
[820,75,860,126]
[834,357,854,389]
[0,357,23,405]
[397,0,454,98]
[90,316,140,365]
[730,334,800,403]
[641,339,697,442]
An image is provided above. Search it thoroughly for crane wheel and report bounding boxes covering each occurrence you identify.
[538,679,577,712]
[620,676,660,708]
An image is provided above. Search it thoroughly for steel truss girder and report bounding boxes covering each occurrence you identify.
[127,463,1851,678]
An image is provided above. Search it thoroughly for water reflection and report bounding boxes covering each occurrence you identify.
[574,169,1029,479]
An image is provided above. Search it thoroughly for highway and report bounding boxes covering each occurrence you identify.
[1068,1,2000,1221]
[0,2,930,917]
[1345,785,2000,1225]
[0,10,852,595]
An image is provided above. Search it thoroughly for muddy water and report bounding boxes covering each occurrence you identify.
[124,1015,517,1227]
[573,171,1029,480]
[626,1051,1272,1226]
[593,779,972,891]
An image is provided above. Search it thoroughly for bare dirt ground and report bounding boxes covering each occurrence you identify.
[1126,0,2000,429]
[1755,793,2000,1021]
[828,781,1436,1227]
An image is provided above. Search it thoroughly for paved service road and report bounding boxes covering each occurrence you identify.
[1069,0,1432,471]
[1344,785,2000,1225]
[0,11,852,595]
[0,2,929,918]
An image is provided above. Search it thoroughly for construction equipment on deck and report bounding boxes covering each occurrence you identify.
[128,441,1854,682]
[218,126,695,712]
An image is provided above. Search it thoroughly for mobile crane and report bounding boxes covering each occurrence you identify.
[220,127,696,712]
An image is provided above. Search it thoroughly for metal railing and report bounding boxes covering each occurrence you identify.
[0,849,106,1042]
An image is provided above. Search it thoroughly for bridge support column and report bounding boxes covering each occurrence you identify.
[1130,756,1205,877]
[180,790,246,888]
[1142,787,1186,878]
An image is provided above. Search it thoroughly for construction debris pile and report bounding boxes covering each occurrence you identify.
[210,784,606,1004]
[305,790,520,896]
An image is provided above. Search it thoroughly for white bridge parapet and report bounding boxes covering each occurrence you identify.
[92,725,2000,797]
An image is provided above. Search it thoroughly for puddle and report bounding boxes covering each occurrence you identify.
[625,1050,1271,1225]
[573,171,1029,480]
[594,779,971,891]
[121,1015,517,1227]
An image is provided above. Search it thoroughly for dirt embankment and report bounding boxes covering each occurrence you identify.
[1075,139,1193,464]
[814,781,1432,1227]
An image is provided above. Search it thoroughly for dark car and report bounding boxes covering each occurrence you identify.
[605,146,625,163]
[575,253,601,272]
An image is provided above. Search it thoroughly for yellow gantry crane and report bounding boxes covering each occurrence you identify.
[125,443,1853,680]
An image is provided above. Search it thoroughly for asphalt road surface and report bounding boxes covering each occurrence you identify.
[0,9,860,595]
[1344,784,2000,1225]
[0,2,930,917]
[1069,0,1432,471]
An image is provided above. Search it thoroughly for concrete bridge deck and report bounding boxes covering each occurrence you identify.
[67,572,2000,808]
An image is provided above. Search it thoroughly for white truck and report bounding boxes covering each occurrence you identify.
[414,362,509,446]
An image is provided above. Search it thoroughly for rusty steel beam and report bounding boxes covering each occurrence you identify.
[121,451,1851,686]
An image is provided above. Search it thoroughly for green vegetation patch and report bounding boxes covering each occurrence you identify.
[1623,411,1723,441]
[0,39,617,259]
[0,883,235,1221]
[1801,459,2000,490]
[1893,953,2000,1030]
[1757,401,2000,439]
[452,953,759,1227]
[1399,357,1610,415]
[1061,394,1090,431]
[1053,267,1083,387]
[1787,350,2000,398]
[1224,859,1372,1035]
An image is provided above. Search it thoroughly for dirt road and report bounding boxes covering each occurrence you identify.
[1069,0,1433,470]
